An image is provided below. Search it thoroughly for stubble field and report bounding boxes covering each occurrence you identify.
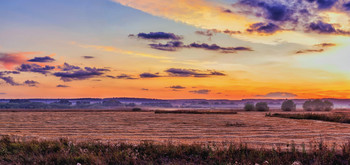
[1,110,350,150]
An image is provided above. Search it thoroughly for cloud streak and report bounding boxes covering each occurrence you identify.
[149,41,253,53]
[189,89,211,94]
[131,32,182,40]
[82,56,94,59]
[139,72,160,78]
[295,42,337,54]
[107,74,138,79]
[76,43,171,60]
[165,68,226,77]
[57,84,70,88]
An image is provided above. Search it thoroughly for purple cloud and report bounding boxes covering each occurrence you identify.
[139,73,160,78]
[59,63,81,71]
[0,76,20,86]
[16,64,55,74]
[189,89,211,94]
[28,56,55,63]
[24,80,39,87]
[149,41,184,51]
[82,56,94,59]
[247,22,280,34]
[53,64,109,82]
[57,84,70,88]
[132,32,183,40]
[0,71,21,86]
[169,85,186,89]
[107,74,137,79]
[165,68,226,77]
[232,0,350,36]
[149,41,252,53]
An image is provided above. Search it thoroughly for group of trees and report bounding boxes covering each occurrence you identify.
[281,100,296,111]
[244,99,334,112]
[282,99,333,111]
[244,102,269,111]
[302,99,333,111]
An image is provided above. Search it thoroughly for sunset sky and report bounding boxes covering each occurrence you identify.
[1,0,350,99]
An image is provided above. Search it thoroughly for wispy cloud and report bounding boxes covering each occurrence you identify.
[107,74,138,79]
[165,68,226,77]
[74,42,171,60]
[0,52,36,69]
[296,49,324,54]
[24,80,39,87]
[82,56,94,59]
[112,0,251,32]
[0,71,21,86]
[189,89,211,94]
[149,41,253,53]
[295,42,337,54]
[256,92,297,98]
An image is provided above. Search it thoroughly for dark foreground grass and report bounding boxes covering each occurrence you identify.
[154,110,237,114]
[2,136,350,164]
[266,113,350,124]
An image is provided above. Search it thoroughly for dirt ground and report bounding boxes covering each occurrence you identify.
[1,110,350,150]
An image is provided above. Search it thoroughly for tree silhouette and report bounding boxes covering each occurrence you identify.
[324,100,334,111]
[281,100,296,111]
[244,102,255,111]
[255,102,269,111]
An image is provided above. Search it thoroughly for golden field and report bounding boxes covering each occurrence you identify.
[1,110,349,150]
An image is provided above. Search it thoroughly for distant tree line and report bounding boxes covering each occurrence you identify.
[0,99,130,109]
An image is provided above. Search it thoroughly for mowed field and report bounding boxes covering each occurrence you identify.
[1,110,350,150]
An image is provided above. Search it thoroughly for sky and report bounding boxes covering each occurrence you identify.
[1,0,350,99]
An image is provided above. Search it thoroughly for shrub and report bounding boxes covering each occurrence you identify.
[2,136,350,164]
[244,102,255,111]
[281,100,296,111]
[132,108,142,111]
[255,102,269,111]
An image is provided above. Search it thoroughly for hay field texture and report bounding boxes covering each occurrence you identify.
[1,111,350,150]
